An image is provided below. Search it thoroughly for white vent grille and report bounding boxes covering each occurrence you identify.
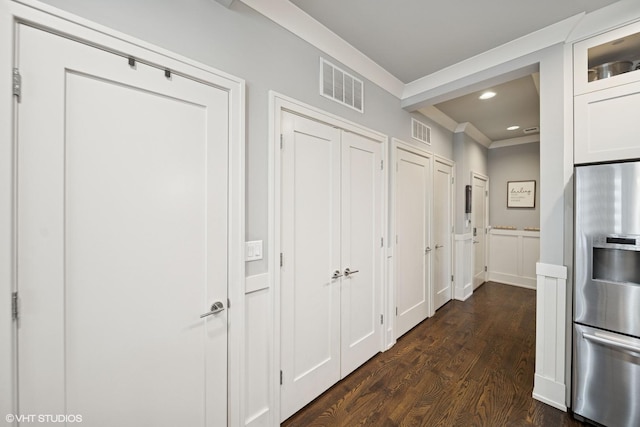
[320,58,364,113]
[411,118,431,145]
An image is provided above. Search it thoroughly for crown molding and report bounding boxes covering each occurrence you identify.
[239,0,404,98]
[490,134,540,149]
[455,122,492,148]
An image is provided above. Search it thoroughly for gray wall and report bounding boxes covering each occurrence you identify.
[488,142,540,229]
[453,132,488,233]
[38,0,454,276]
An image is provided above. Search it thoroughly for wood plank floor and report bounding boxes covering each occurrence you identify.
[282,282,584,426]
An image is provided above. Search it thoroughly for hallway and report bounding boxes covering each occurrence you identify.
[282,282,582,426]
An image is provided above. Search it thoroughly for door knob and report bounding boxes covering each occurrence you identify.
[200,301,225,318]
[425,247,432,253]
[344,268,359,277]
[332,270,343,280]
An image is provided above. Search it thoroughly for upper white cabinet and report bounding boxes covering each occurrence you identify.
[574,20,640,96]
[574,20,640,164]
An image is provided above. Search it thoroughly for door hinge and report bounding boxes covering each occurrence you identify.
[227,298,231,309]
[451,177,454,184]
[380,314,384,325]
[280,253,283,267]
[485,190,488,197]
[11,292,18,321]
[381,160,384,170]
[484,266,487,272]
[12,68,21,100]
[451,275,454,282]
[395,307,398,316]
[380,237,384,247]
[280,134,284,149]
[280,370,283,385]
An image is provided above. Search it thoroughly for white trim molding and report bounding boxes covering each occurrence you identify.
[454,233,473,301]
[533,262,568,411]
[488,229,539,289]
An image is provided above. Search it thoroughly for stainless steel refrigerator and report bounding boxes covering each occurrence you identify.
[573,161,640,427]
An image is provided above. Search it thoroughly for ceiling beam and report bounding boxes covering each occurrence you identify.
[400,14,582,110]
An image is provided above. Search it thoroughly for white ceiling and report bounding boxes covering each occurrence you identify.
[284,0,620,143]
[290,0,620,84]
[434,74,541,142]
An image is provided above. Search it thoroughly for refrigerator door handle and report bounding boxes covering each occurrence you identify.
[583,332,640,354]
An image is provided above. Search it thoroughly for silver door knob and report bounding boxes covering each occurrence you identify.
[332,270,343,280]
[200,301,225,318]
[344,268,359,277]
[435,244,444,249]
[425,247,432,253]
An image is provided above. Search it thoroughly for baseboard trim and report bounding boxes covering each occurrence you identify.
[533,373,567,411]
[488,272,536,289]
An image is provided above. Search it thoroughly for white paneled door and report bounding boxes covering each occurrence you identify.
[16,25,229,426]
[280,113,383,421]
[340,131,383,378]
[433,159,453,311]
[395,147,431,339]
[472,174,489,290]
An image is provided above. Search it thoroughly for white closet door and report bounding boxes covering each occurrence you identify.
[280,112,342,421]
[472,175,489,289]
[16,25,229,426]
[433,160,453,310]
[340,131,383,378]
[395,148,431,339]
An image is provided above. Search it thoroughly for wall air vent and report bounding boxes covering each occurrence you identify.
[320,58,364,113]
[411,118,431,145]
[523,126,540,134]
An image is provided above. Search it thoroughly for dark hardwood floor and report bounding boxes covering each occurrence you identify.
[282,282,584,427]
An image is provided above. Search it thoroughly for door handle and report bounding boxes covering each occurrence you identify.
[344,268,359,277]
[425,247,432,253]
[200,301,225,318]
[435,244,444,249]
[473,240,479,244]
[583,332,640,354]
[332,270,343,280]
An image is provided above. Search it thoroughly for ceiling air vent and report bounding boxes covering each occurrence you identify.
[320,58,364,113]
[411,118,431,145]
[523,126,539,134]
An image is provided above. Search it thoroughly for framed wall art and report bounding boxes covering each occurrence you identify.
[507,180,536,208]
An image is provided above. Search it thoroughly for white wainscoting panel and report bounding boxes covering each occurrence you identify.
[533,262,567,411]
[488,229,539,289]
[454,234,473,301]
[244,273,271,427]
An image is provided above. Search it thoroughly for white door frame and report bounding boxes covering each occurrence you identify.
[471,171,489,288]
[0,1,245,424]
[390,138,434,323]
[434,155,456,310]
[269,91,388,424]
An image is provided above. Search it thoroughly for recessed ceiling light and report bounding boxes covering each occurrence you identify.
[479,91,496,100]
[507,125,520,131]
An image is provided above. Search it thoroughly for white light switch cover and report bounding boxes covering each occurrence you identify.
[245,240,263,261]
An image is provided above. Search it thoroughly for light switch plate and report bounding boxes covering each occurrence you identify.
[245,240,263,261]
